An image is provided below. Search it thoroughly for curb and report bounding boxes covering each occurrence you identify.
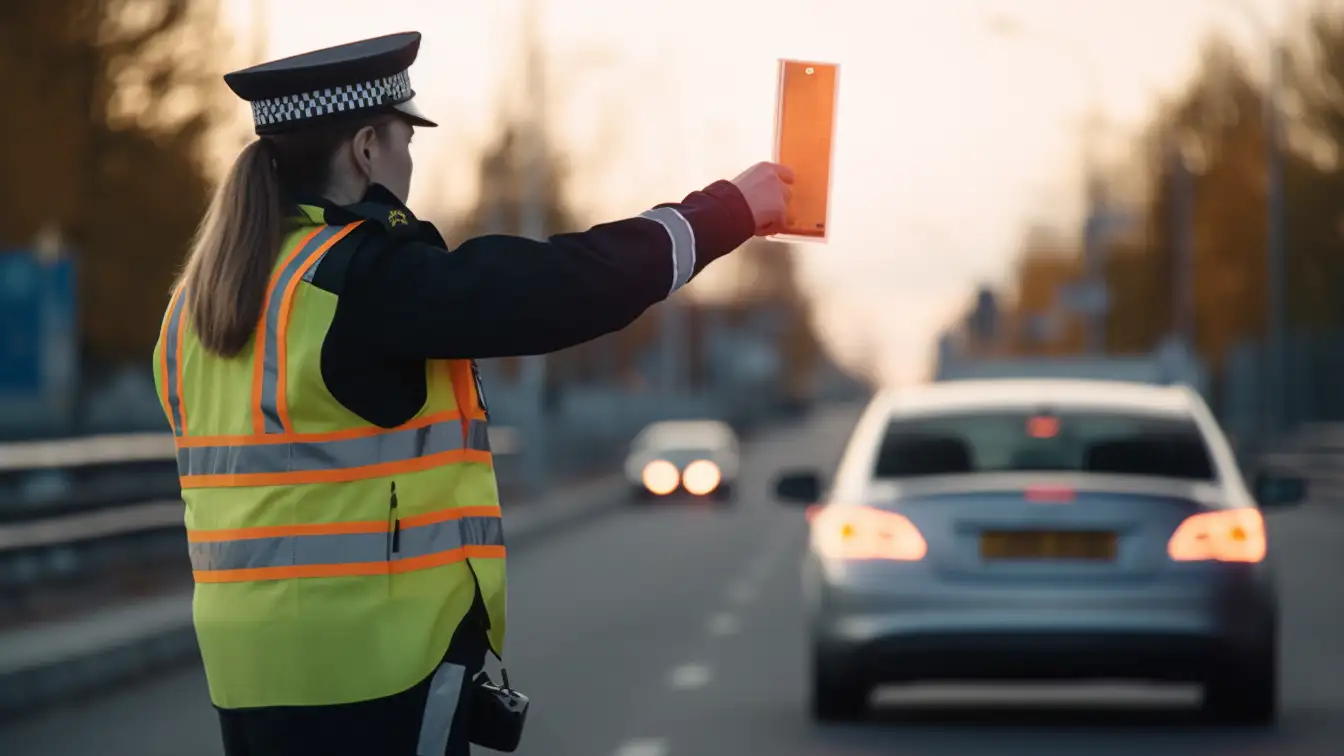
[0,476,627,722]
[0,625,201,720]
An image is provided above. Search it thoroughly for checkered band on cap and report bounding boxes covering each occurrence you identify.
[250,70,412,127]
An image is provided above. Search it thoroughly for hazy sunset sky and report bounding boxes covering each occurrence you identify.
[220,0,1296,385]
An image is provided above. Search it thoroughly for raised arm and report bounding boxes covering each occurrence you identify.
[337,176,777,360]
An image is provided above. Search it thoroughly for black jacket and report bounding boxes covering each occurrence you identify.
[298,181,756,428]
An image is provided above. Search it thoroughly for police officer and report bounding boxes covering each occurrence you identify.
[152,31,793,756]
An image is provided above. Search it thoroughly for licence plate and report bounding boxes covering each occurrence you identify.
[979,531,1118,561]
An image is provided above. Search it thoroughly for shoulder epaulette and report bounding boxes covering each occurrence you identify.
[338,200,422,239]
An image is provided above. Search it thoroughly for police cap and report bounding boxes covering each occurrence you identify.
[224,32,437,135]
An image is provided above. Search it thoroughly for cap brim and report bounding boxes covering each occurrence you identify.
[394,97,437,128]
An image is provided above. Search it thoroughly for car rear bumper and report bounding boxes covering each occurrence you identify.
[629,480,734,500]
[809,561,1276,685]
[818,630,1252,685]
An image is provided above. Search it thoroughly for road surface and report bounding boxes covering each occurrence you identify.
[4,403,1344,756]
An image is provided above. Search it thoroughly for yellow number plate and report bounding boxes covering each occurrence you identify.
[980,531,1118,561]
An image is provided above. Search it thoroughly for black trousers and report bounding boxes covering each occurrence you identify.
[216,615,489,756]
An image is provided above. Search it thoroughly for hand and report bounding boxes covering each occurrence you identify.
[730,162,795,236]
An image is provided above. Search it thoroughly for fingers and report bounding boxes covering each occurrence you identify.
[736,161,796,236]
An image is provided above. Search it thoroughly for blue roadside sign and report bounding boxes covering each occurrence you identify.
[0,249,76,399]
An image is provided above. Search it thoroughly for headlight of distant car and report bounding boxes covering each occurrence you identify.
[642,460,681,495]
[682,460,722,495]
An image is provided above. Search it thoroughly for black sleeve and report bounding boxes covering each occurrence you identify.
[339,180,755,360]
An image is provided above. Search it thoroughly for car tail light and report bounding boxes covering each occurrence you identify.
[1025,486,1074,503]
[811,506,927,561]
[1166,507,1266,563]
[682,460,721,495]
[642,460,680,495]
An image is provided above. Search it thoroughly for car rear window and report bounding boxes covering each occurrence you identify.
[873,410,1215,481]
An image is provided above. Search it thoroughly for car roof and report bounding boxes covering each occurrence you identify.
[638,419,736,447]
[872,379,1198,417]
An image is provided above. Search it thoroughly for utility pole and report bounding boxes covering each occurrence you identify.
[1264,40,1287,434]
[986,15,1109,355]
[1078,65,1110,356]
[517,0,549,494]
[1169,134,1196,347]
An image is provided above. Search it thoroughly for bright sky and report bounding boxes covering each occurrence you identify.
[221,0,1294,386]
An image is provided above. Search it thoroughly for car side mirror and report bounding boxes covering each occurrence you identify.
[774,469,822,504]
[1254,469,1306,508]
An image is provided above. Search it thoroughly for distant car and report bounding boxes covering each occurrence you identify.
[773,379,1305,725]
[624,420,740,503]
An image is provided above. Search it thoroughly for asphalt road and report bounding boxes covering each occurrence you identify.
[4,402,1344,756]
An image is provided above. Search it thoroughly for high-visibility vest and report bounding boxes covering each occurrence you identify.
[152,210,507,709]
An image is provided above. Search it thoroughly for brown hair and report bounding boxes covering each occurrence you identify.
[175,116,398,357]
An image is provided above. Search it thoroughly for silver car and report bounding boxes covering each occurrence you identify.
[624,419,740,504]
[773,380,1305,725]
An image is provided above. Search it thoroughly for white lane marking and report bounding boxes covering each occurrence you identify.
[707,612,742,636]
[668,663,713,690]
[613,738,670,756]
[726,581,757,604]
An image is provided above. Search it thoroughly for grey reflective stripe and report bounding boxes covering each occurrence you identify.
[300,250,332,282]
[188,514,504,572]
[467,417,491,453]
[164,291,189,437]
[639,207,697,295]
[177,419,490,477]
[259,225,345,433]
[417,662,466,756]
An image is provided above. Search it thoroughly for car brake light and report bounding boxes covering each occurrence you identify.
[811,506,927,561]
[1166,507,1266,563]
[1025,486,1074,503]
[1027,415,1060,438]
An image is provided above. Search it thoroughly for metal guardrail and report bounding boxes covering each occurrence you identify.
[0,427,523,474]
[0,400,832,601]
[0,433,176,473]
[0,427,522,557]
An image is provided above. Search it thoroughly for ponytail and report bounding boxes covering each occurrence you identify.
[176,139,284,358]
[174,114,399,357]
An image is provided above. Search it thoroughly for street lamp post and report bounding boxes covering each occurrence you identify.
[1208,0,1287,434]
[1265,41,1287,434]
[518,0,550,494]
[987,16,1109,355]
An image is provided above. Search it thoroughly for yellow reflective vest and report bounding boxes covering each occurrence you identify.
[152,207,507,709]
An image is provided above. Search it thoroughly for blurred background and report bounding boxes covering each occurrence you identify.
[6,0,1344,754]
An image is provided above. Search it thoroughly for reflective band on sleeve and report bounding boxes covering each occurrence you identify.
[162,289,190,436]
[253,222,363,435]
[639,207,697,295]
[188,510,505,582]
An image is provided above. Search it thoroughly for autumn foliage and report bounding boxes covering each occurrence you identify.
[0,1,228,367]
[0,0,826,390]
[966,7,1344,381]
